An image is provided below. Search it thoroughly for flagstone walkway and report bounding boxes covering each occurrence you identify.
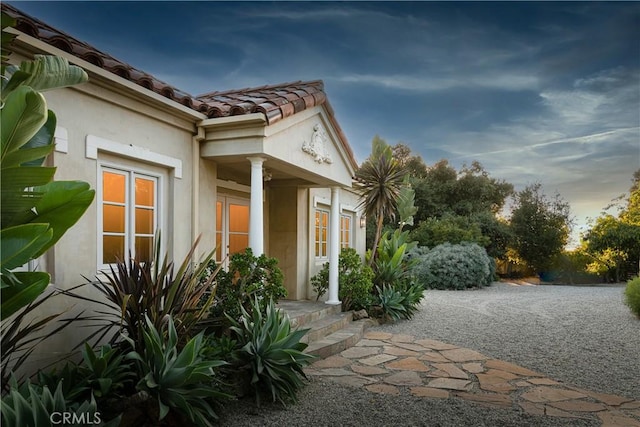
[305,331,640,427]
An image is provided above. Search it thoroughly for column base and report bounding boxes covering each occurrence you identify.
[325,300,341,305]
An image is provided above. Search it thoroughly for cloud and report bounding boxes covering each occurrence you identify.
[336,73,539,92]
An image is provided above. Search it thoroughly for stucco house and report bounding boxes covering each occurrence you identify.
[3,3,366,312]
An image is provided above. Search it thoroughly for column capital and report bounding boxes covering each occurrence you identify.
[247,156,266,165]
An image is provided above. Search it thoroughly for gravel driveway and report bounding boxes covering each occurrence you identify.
[219,282,638,426]
[377,282,639,400]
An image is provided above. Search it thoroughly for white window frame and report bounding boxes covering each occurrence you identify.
[340,212,354,249]
[314,207,330,260]
[97,162,162,269]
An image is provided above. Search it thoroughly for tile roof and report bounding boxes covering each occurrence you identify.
[1,3,357,169]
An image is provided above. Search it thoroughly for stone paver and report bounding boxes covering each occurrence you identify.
[307,331,640,425]
[365,383,400,395]
[311,355,352,368]
[410,386,450,399]
[386,357,430,372]
[356,339,386,347]
[414,338,458,350]
[521,386,588,403]
[351,364,388,376]
[427,377,472,391]
[461,362,484,374]
[440,348,488,362]
[360,354,397,366]
[429,363,469,379]
[384,371,423,386]
[383,345,420,357]
[340,346,380,359]
[419,352,450,363]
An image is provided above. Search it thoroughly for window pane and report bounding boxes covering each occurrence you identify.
[315,242,320,257]
[322,212,328,227]
[103,235,124,264]
[216,202,222,231]
[229,204,249,232]
[215,232,222,262]
[135,236,153,263]
[229,234,248,255]
[322,243,327,257]
[135,178,155,207]
[135,208,154,234]
[103,205,125,232]
[103,172,125,203]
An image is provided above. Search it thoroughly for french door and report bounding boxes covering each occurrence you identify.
[216,196,250,264]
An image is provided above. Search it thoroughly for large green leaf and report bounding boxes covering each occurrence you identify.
[17,181,96,257]
[1,166,56,228]
[0,223,52,272]
[1,111,55,168]
[13,55,88,93]
[1,86,48,161]
[1,271,50,320]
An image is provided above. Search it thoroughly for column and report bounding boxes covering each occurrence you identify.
[247,157,265,256]
[327,186,341,305]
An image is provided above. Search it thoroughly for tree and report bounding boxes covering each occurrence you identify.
[509,183,572,274]
[355,136,407,264]
[583,170,640,281]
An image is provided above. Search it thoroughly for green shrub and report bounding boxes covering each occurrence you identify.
[206,249,286,332]
[229,298,315,406]
[124,315,230,426]
[375,282,424,322]
[415,242,493,290]
[370,230,418,289]
[625,276,640,318]
[309,248,374,311]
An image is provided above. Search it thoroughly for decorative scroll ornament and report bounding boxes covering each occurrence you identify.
[302,124,333,164]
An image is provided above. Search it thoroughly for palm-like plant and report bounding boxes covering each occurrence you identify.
[355,136,407,265]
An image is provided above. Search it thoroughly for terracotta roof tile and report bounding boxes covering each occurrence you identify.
[2,3,357,170]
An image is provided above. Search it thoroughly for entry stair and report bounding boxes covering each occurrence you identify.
[276,300,373,359]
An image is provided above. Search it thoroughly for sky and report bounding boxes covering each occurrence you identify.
[9,1,640,246]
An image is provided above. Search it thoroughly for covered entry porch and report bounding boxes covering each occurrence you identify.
[197,101,363,302]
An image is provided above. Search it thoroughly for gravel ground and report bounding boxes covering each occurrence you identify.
[377,282,639,400]
[217,283,637,426]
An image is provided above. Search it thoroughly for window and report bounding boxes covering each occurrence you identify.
[314,208,329,258]
[100,167,158,266]
[340,213,352,249]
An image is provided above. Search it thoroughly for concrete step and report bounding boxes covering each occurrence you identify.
[277,300,341,329]
[277,299,374,359]
[304,321,371,358]
[300,311,353,344]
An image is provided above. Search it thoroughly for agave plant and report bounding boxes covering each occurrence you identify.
[0,377,120,427]
[376,285,407,321]
[124,315,230,426]
[376,282,424,322]
[228,297,316,406]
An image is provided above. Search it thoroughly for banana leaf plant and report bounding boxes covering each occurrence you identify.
[1,12,93,319]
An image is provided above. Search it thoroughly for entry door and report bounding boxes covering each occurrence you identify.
[216,196,250,264]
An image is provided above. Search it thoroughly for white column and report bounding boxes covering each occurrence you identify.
[247,157,265,256]
[327,186,341,305]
